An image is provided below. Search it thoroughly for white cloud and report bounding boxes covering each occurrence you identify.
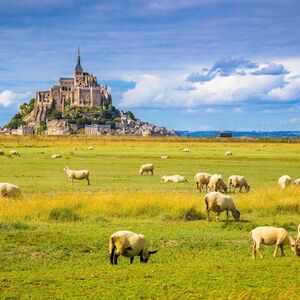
[0,90,32,107]
[119,58,300,109]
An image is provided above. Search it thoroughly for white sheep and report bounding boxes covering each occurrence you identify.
[204,191,240,222]
[63,166,90,185]
[225,151,233,156]
[228,175,250,193]
[161,155,169,159]
[139,163,154,176]
[294,178,300,186]
[208,174,227,193]
[73,147,77,151]
[0,183,21,198]
[195,172,212,193]
[278,175,292,190]
[87,146,93,150]
[161,175,188,183]
[183,148,189,152]
[109,230,158,265]
[0,150,4,156]
[250,226,299,258]
[52,154,62,159]
[10,150,20,157]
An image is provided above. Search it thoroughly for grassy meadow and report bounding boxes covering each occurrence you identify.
[0,136,300,299]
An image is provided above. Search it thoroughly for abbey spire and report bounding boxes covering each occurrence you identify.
[75,47,83,74]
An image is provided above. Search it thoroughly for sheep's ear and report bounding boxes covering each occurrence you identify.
[149,250,158,255]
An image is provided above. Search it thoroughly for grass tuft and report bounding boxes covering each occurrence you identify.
[49,207,81,222]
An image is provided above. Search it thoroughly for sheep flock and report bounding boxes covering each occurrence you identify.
[1,144,300,265]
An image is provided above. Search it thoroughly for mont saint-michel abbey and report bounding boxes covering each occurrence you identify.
[34,49,112,122]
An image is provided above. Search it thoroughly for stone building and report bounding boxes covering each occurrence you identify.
[34,48,112,122]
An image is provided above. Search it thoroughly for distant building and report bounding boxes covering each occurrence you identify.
[34,48,112,123]
[17,125,34,135]
[85,124,111,135]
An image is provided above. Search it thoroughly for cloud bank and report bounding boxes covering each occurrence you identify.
[0,90,32,107]
[120,58,299,109]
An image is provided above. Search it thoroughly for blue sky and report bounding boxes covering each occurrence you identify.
[1,0,300,130]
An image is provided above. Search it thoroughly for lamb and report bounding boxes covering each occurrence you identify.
[63,166,90,185]
[228,175,250,193]
[208,174,227,193]
[161,175,188,183]
[52,154,62,159]
[278,175,292,190]
[87,146,93,150]
[250,226,299,258]
[225,151,233,156]
[0,183,21,198]
[139,163,154,175]
[161,155,169,159]
[0,150,4,156]
[195,172,212,192]
[204,191,240,222]
[10,150,20,156]
[183,148,189,152]
[294,178,300,186]
[109,230,158,265]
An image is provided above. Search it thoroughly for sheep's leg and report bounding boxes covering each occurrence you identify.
[113,253,119,265]
[257,245,263,258]
[206,210,211,222]
[233,186,236,193]
[86,177,90,185]
[273,245,279,257]
[252,242,257,259]
[151,170,153,175]
[226,210,229,221]
[279,244,285,256]
[130,257,134,264]
[216,212,220,222]
[110,248,115,265]
[239,186,242,193]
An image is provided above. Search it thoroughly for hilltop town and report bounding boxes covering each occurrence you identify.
[3,50,176,137]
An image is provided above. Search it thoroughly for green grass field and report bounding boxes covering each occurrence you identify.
[0,136,299,299]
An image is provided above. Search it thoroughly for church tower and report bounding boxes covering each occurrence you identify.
[75,47,83,75]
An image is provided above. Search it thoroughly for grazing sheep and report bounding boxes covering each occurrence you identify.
[10,150,20,157]
[52,154,62,159]
[225,151,233,156]
[0,183,21,198]
[161,175,188,183]
[278,175,292,190]
[87,146,93,150]
[208,174,227,193]
[63,166,90,185]
[0,150,4,156]
[139,163,154,176]
[183,148,189,152]
[195,172,212,193]
[204,191,240,222]
[250,226,299,258]
[73,147,77,151]
[161,155,169,159]
[228,175,250,193]
[294,179,300,186]
[296,225,300,256]
[109,230,158,265]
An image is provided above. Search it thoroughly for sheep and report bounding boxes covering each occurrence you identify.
[204,191,240,222]
[109,230,158,265]
[161,175,188,183]
[73,147,77,151]
[278,175,292,190]
[228,175,250,193]
[139,163,154,175]
[87,146,93,150]
[225,151,233,156]
[10,150,20,157]
[195,172,212,193]
[52,154,62,159]
[250,226,300,258]
[296,225,300,256]
[161,155,169,159]
[294,178,300,186]
[63,166,90,185]
[208,174,227,193]
[0,183,21,198]
[0,150,4,156]
[182,148,189,152]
